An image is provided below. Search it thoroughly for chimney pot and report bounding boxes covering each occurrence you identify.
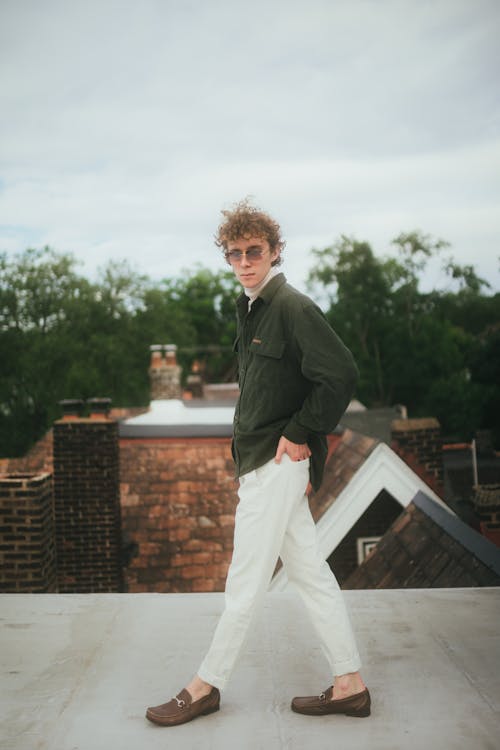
[87,397,112,419]
[164,344,178,365]
[149,345,164,369]
[59,399,85,419]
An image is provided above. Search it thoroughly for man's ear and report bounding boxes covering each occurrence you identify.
[271,248,281,265]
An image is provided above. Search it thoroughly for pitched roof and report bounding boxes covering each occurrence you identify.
[308,428,379,523]
[344,491,500,589]
[271,437,448,591]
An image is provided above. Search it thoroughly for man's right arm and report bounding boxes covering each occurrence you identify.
[282,302,359,444]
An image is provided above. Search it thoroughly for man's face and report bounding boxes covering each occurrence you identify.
[225,236,280,289]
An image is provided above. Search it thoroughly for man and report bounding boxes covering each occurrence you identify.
[146,201,370,726]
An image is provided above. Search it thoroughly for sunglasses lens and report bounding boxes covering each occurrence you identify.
[247,249,263,261]
[226,249,264,263]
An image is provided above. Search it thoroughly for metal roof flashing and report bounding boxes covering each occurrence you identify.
[413,490,500,577]
[118,399,234,438]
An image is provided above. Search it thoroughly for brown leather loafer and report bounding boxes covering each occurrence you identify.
[291,686,371,717]
[146,687,220,726]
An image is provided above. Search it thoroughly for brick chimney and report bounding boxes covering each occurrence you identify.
[53,399,123,592]
[0,472,57,592]
[184,359,204,399]
[149,344,182,400]
[391,417,443,492]
[472,484,500,547]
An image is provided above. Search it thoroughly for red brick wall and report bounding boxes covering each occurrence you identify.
[0,472,57,592]
[53,418,123,593]
[391,418,443,494]
[120,438,236,592]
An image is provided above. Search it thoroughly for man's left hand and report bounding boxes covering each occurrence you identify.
[274,436,311,463]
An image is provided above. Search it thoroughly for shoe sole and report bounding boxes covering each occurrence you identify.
[345,706,371,717]
[292,705,371,718]
[146,703,220,726]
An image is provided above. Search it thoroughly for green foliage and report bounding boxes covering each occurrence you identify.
[1,233,498,457]
[308,233,499,445]
[153,266,240,381]
[0,248,239,457]
[467,322,500,446]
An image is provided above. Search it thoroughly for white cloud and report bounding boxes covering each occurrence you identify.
[1,0,499,292]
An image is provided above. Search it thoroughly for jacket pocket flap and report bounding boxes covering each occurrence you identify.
[250,338,285,358]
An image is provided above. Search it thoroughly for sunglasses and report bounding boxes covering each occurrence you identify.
[225,248,268,264]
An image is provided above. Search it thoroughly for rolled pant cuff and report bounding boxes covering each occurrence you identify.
[197,665,226,692]
[332,654,362,677]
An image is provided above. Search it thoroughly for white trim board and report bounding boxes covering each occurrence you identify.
[270,443,452,592]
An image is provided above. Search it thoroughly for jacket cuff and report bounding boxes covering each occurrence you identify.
[283,418,310,445]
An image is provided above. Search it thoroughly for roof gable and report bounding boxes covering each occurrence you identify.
[344,491,500,588]
[270,441,449,591]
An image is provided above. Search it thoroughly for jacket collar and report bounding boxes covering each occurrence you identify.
[236,272,287,314]
[258,272,287,303]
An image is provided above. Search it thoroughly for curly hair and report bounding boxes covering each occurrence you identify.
[215,199,285,266]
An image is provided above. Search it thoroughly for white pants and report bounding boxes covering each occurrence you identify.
[197,454,361,690]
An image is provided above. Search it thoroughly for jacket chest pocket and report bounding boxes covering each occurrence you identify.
[248,338,286,384]
[250,339,285,358]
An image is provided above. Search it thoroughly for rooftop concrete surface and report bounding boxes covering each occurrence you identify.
[1,589,499,750]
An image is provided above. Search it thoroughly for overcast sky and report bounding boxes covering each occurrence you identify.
[1,0,499,295]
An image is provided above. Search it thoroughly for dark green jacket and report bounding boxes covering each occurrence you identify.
[232,273,358,490]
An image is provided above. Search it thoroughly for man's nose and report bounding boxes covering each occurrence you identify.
[240,253,251,267]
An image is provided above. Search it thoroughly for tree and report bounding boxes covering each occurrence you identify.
[143,267,240,382]
[308,237,396,404]
[0,247,86,455]
[0,248,241,457]
[307,232,499,444]
[467,322,500,445]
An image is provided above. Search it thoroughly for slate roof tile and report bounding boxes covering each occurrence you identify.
[344,492,500,589]
[308,428,378,522]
